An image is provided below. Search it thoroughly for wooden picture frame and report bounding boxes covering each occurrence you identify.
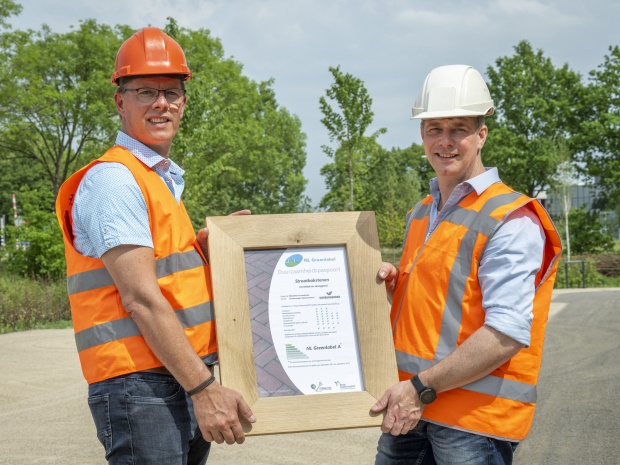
[206,211,398,435]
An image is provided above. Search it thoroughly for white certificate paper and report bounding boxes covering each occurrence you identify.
[265,246,364,395]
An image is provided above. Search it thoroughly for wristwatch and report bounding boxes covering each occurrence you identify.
[411,375,437,404]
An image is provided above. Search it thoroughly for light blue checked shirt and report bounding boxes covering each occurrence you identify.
[72,132,185,259]
[426,168,545,346]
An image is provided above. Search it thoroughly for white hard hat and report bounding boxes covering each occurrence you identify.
[412,65,494,120]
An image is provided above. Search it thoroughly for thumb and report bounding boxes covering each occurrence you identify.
[196,227,208,247]
[237,398,256,423]
[196,228,210,262]
[371,391,391,413]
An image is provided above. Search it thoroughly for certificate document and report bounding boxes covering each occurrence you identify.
[246,246,364,397]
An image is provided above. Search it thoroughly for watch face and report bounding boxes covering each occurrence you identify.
[420,389,436,404]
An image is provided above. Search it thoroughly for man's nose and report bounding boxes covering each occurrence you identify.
[152,90,170,107]
[438,130,454,145]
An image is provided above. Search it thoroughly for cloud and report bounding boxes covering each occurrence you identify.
[397,8,460,25]
[497,0,552,15]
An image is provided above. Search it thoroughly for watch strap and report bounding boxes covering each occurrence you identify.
[410,374,426,394]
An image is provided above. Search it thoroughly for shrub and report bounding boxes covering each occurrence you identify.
[0,274,71,333]
[554,256,620,289]
[2,188,66,279]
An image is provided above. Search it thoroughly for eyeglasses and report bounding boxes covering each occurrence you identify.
[121,87,186,105]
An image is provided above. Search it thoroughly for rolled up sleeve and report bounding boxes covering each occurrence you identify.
[479,206,545,347]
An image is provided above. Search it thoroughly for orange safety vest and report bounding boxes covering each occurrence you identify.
[55,146,217,384]
[391,182,562,442]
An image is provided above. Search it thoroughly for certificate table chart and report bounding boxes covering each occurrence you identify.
[314,307,339,330]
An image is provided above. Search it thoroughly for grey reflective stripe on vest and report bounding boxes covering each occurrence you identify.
[155,250,205,280]
[434,227,478,359]
[396,350,537,403]
[403,202,431,248]
[396,190,536,404]
[67,250,204,295]
[74,300,214,352]
[403,192,522,242]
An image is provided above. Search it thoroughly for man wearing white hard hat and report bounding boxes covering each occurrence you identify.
[371,65,562,464]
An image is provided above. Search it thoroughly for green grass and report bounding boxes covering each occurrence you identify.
[0,273,71,334]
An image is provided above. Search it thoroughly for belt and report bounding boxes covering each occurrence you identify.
[143,366,173,375]
[143,362,215,377]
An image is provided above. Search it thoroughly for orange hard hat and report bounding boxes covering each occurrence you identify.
[111,27,192,86]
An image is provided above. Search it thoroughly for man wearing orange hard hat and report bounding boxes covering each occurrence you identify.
[56,27,254,464]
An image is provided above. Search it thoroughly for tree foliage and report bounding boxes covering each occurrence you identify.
[577,45,620,206]
[485,41,586,197]
[0,16,309,233]
[319,66,386,211]
[2,187,65,278]
[357,143,423,249]
[0,0,21,29]
[564,207,615,255]
[166,20,309,224]
[0,20,128,201]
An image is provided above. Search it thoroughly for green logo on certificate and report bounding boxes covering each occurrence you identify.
[285,254,303,267]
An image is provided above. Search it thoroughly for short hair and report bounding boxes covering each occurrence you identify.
[474,116,485,130]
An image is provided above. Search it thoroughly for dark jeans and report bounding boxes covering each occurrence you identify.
[88,371,210,465]
[376,420,518,465]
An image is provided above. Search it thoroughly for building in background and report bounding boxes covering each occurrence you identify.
[543,181,619,240]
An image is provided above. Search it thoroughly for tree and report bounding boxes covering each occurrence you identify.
[0,20,129,201]
[485,41,586,197]
[553,156,577,260]
[2,186,66,278]
[319,66,386,211]
[0,0,21,29]
[566,207,615,255]
[167,21,309,224]
[357,143,423,251]
[577,46,620,206]
[0,16,309,230]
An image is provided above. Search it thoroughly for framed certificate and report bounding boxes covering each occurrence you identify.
[206,212,398,435]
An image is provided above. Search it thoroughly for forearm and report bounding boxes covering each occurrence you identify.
[417,324,524,393]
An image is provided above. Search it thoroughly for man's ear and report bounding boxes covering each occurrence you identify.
[477,125,488,150]
[114,92,124,116]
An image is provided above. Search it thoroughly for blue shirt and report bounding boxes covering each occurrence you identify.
[426,168,545,346]
[72,132,186,259]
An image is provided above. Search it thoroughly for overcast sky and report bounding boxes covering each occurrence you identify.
[11,0,619,205]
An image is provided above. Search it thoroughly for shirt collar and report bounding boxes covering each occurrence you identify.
[430,167,500,201]
[115,131,185,175]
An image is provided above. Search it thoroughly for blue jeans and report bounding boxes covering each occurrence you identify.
[375,420,518,465]
[88,371,210,465]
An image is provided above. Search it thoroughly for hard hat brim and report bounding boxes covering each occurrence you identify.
[411,107,494,120]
